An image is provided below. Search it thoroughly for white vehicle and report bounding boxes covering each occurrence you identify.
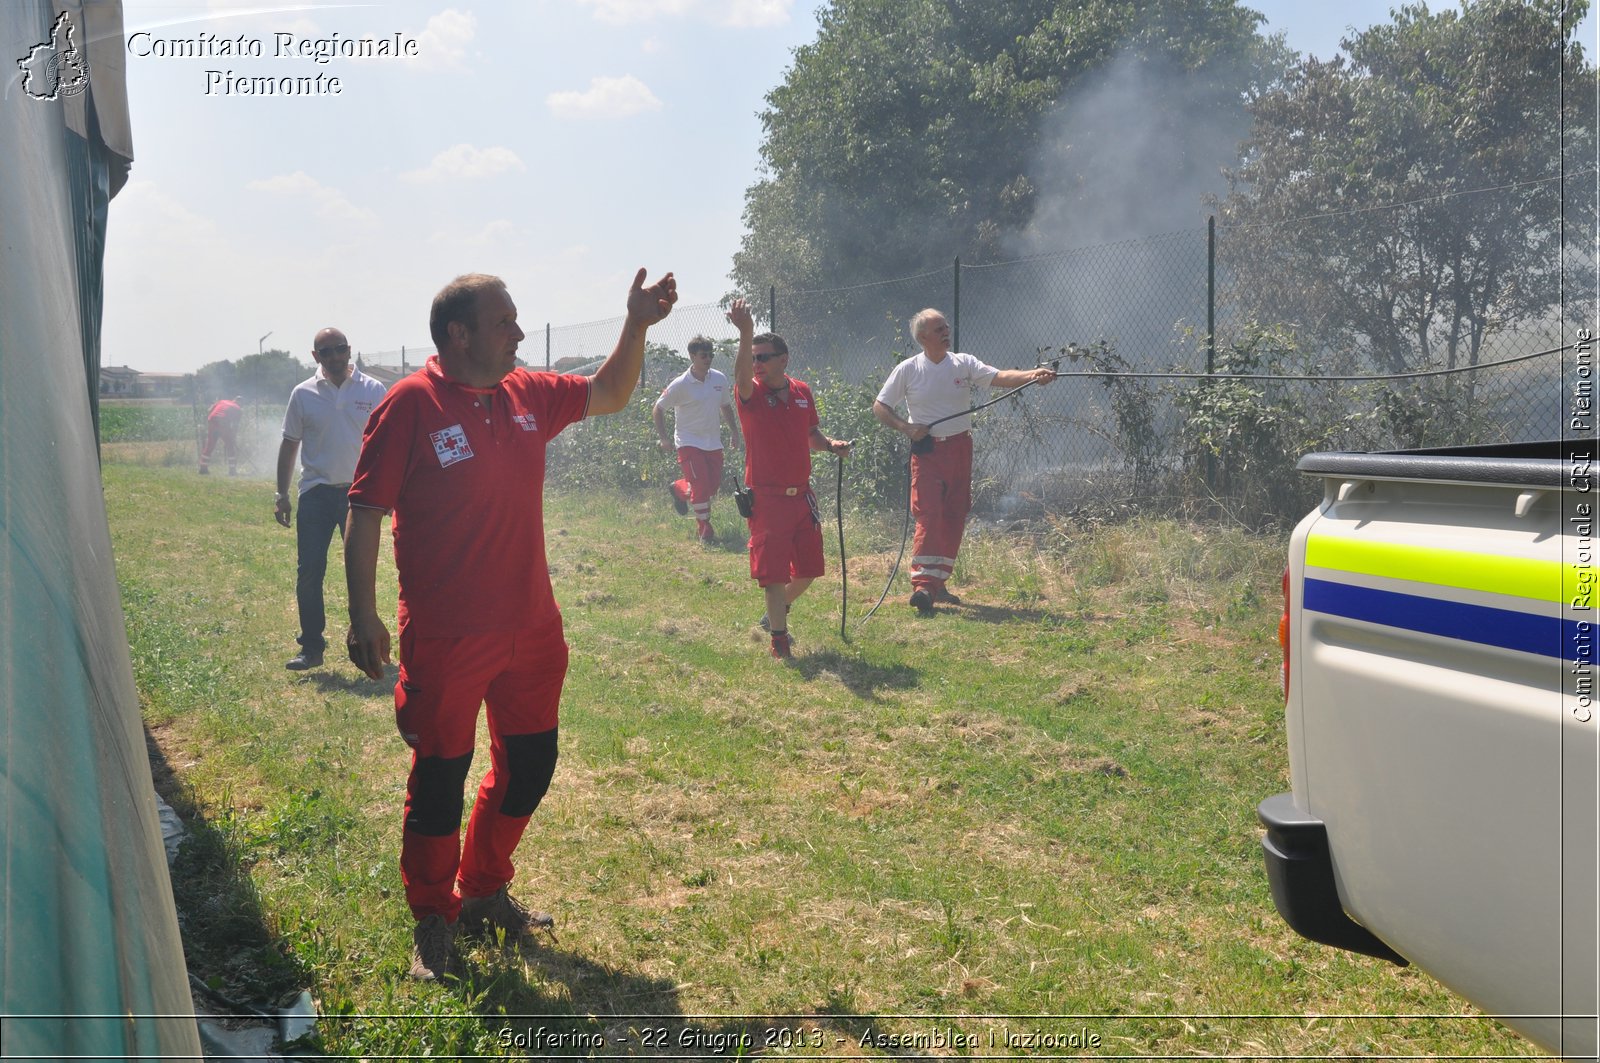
[1260,440,1597,1059]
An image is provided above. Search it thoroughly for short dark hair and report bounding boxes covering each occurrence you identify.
[687,335,713,356]
[429,273,505,351]
[751,332,788,357]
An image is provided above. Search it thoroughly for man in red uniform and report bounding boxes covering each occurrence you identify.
[345,268,676,980]
[199,394,243,475]
[728,298,851,658]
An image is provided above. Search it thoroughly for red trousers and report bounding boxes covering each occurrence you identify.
[395,625,567,920]
[674,446,724,521]
[200,419,238,472]
[909,432,972,592]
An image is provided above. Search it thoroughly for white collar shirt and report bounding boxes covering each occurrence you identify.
[281,367,387,491]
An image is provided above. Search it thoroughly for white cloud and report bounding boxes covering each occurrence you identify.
[109,180,220,242]
[717,0,791,28]
[574,0,790,27]
[577,0,692,25]
[246,171,377,225]
[402,144,526,183]
[546,75,663,120]
[409,8,476,70]
[428,218,518,247]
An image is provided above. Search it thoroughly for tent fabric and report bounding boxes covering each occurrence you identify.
[2,1,203,1057]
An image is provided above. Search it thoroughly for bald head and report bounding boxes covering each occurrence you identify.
[312,327,352,385]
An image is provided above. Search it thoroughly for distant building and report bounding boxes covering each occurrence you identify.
[97,366,191,400]
[99,365,139,396]
[138,372,189,399]
[551,355,599,374]
[361,364,408,389]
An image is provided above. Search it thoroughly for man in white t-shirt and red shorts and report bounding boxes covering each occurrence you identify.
[653,335,740,542]
[873,308,1053,614]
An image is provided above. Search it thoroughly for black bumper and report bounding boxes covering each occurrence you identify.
[1257,793,1408,966]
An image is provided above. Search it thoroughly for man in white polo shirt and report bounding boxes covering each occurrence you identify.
[274,327,387,670]
[653,334,740,542]
[872,308,1053,614]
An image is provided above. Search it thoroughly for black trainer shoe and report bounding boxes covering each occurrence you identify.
[285,650,324,671]
[909,589,934,615]
[770,631,793,659]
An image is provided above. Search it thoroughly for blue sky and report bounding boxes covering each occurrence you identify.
[103,1,1595,373]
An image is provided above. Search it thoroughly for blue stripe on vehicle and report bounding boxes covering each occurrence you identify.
[1303,578,1594,663]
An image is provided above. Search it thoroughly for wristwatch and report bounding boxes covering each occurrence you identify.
[275,492,289,503]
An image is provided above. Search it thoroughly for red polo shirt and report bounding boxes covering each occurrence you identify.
[348,357,589,637]
[737,376,818,489]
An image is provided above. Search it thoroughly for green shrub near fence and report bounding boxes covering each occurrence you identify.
[99,402,196,444]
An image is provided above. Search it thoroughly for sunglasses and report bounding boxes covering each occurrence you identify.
[316,343,351,356]
[754,351,784,363]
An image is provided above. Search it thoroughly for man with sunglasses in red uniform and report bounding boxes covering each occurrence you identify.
[727,298,851,658]
[345,268,676,980]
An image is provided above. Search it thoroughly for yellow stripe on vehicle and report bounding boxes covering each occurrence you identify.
[1305,535,1583,605]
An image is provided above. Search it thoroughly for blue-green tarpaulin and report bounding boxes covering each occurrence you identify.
[2,0,202,1057]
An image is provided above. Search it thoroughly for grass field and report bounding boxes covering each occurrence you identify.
[103,461,1536,1059]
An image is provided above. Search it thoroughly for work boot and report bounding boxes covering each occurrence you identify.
[409,914,458,981]
[909,589,934,615]
[697,519,714,543]
[930,586,962,605]
[668,481,689,516]
[459,885,555,942]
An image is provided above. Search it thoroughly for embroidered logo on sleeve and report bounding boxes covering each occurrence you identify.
[430,424,474,467]
[512,413,539,432]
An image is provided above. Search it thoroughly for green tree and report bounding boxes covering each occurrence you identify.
[733,0,1275,295]
[193,359,237,403]
[1216,0,1596,389]
[234,350,310,404]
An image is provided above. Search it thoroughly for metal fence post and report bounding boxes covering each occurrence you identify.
[769,285,776,332]
[545,323,551,371]
[1205,216,1217,492]
[953,256,961,353]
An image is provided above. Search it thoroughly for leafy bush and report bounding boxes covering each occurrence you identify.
[547,390,681,493]
[99,403,197,443]
[809,368,908,510]
[1172,326,1335,528]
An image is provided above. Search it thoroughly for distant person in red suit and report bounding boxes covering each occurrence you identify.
[199,395,243,475]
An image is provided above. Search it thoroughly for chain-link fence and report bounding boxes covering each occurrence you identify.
[359,186,1595,529]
